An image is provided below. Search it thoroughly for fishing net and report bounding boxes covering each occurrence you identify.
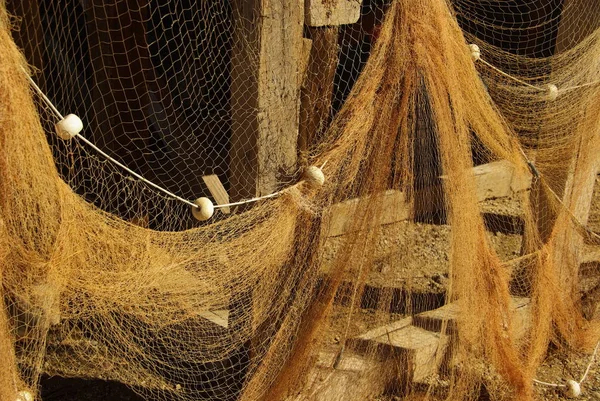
[1,0,599,401]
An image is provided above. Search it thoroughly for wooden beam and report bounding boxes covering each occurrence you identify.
[412,297,531,340]
[323,190,410,238]
[286,349,388,401]
[230,0,303,200]
[348,297,531,384]
[299,38,313,85]
[305,0,362,27]
[323,160,532,238]
[299,27,339,160]
[468,159,532,200]
[202,174,230,214]
[348,317,448,383]
[229,0,304,383]
[550,123,600,288]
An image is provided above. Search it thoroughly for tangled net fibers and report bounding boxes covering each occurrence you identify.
[1,0,600,400]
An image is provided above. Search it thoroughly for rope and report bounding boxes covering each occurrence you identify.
[479,58,543,91]
[533,340,600,388]
[477,55,600,93]
[23,69,295,211]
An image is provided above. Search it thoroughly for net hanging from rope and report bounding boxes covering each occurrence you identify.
[1,1,600,401]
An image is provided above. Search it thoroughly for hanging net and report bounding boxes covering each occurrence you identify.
[1,0,600,400]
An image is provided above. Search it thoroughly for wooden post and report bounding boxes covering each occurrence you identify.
[228,0,304,392]
[299,27,339,161]
[230,0,303,201]
[550,122,600,293]
[305,0,362,27]
[526,0,600,247]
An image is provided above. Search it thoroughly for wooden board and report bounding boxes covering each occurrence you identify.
[229,0,304,367]
[202,174,230,214]
[300,38,313,86]
[348,317,447,383]
[230,0,303,199]
[348,297,531,384]
[299,26,339,160]
[413,297,531,340]
[323,190,411,238]
[548,111,600,288]
[582,245,600,265]
[286,350,387,401]
[305,0,362,27]
[324,160,532,238]
[197,309,229,329]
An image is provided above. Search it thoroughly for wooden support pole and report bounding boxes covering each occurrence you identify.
[526,0,600,286]
[305,0,362,27]
[230,0,303,201]
[550,121,600,294]
[229,0,304,391]
[299,27,339,161]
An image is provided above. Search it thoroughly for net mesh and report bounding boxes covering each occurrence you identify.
[1,0,600,401]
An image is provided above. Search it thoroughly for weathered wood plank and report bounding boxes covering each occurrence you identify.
[197,309,229,329]
[549,110,600,290]
[230,0,303,199]
[348,319,447,383]
[305,0,362,27]
[287,350,385,401]
[348,297,531,384]
[299,26,339,160]
[582,245,600,265]
[202,174,230,214]
[471,159,532,199]
[323,190,410,238]
[229,0,304,376]
[413,297,531,340]
[354,316,413,342]
[324,160,532,238]
[300,38,313,86]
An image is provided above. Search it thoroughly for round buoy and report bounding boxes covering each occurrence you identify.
[564,380,581,398]
[192,197,214,221]
[55,114,83,140]
[303,166,325,188]
[16,390,34,401]
[546,84,559,101]
[469,44,481,61]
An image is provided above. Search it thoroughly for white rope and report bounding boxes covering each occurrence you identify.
[532,379,565,388]
[579,340,600,384]
[477,55,600,93]
[23,69,297,211]
[213,190,288,209]
[478,58,543,91]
